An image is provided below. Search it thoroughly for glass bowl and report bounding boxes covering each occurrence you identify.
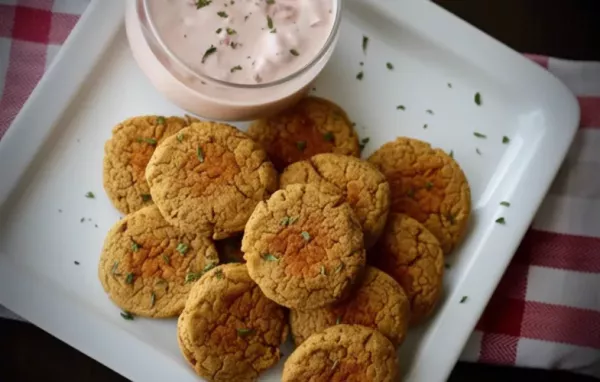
[125,0,342,121]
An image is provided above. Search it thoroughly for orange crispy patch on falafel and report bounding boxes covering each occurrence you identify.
[281,153,391,248]
[178,264,288,382]
[98,205,219,317]
[368,137,471,254]
[248,97,360,171]
[290,267,411,347]
[242,183,366,309]
[282,325,399,382]
[146,122,278,240]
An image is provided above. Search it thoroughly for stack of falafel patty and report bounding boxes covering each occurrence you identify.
[98,96,471,382]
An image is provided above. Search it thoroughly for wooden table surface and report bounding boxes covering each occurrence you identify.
[1,1,599,381]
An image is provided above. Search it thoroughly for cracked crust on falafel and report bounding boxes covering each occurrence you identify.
[372,213,444,325]
[368,137,471,254]
[282,324,399,382]
[248,97,360,171]
[103,115,197,214]
[290,267,410,347]
[146,121,278,240]
[242,183,366,310]
[98,205,219,317]
[177,263,288,382]
[280,153,390,248]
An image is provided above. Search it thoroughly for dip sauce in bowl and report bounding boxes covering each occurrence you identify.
[126,0,341,121]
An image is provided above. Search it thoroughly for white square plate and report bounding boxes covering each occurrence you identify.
[0,1,579,381]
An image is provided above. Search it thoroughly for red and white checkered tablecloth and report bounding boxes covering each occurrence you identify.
[1,0,600,377]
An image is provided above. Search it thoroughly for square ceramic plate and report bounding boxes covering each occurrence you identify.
[0,0,579,381]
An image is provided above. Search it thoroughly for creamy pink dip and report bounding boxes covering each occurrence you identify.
[146,0,335,84]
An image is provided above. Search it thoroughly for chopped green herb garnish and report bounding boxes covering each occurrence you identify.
[362,35,368,54]
[230,41,238,49]
[460,296,468,303]
[111,261,119,275]
[301,231,311,241]
[263,253,279,262]
[74,261,80,265]
[335,262,345,273]
[296,141,306,151]
[142,137,157,145]
[320,265,326,276]
[280,216,298,226]
[150,292,156,307]
[335,316,342,325]
[267,15,273,29]
[426,109,434,115]
[156,116,166,125]
[125,272,134,284]
[237,328,254,337]
[445,263,451,269]
[120,311,134,320]
[495,217,506,224]
[323,131,335,142]
[331,360,339,371]
[502,136,510,144]
[216,28,222,34]
[217,11,228,17]
[176,242,189,256]
[425,181,433,190]
[449,150,454,158]
[195,0,212,9]
[141,194,152,202]
[289,49,299,56]
[266,0,275,4]
[203,262,217,273]
[162,254,170,265]
[131,241,140,252]
[85,191,95,199]
[177,133,184,142]
[476,148,482,155]
[356,71,364,80]
[423,124,428,129]
[475,92,482,106]
[407,188,415,198]
[270,28,277,33]
[201,45,217,63]
[473,132,487,138]
[230,65,242,73]
[215,269,223,279]
[197,147,205,163]
[226,27,236,35]
[448,83,452,88]
[500,201,510,207]
[185,272,202,283]
[386,62,394,70]
[396,105,405,110]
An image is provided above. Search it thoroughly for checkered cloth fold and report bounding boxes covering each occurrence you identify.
[1,1,599,377]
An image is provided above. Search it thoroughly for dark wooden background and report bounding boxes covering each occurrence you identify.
[1,1,599,381]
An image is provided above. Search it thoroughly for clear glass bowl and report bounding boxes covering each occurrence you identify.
[125,0,342,121]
